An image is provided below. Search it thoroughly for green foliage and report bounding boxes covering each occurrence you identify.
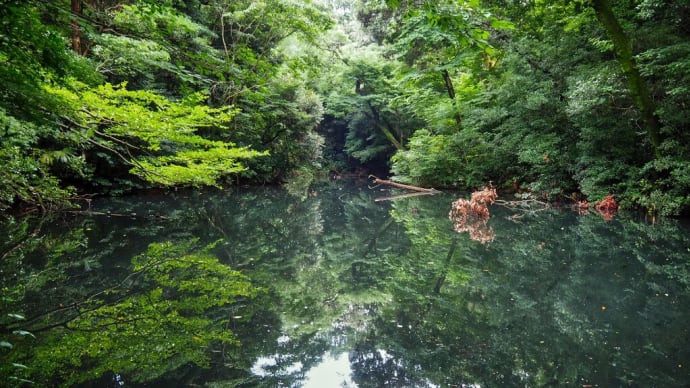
[374,0,690,212]
[47,81,264,187]
[0,109,77,211]
[230,72,327,181]
[91,34,172,77]
[323,59,424,168]
[392,129,467,187]
[0,0,337,209]
[626,156,690,216]
[3,0,690,213]
[91,3,222,93]
[4,239,260,386]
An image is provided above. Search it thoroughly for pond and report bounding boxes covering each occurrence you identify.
[1,180,689,387]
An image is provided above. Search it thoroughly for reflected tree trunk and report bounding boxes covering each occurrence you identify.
[433,237,458,294]
[353,217,395,278]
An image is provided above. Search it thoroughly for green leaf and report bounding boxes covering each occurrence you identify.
[490,18,515,31]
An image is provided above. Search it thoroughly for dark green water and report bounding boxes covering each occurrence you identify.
[2,181,689,387]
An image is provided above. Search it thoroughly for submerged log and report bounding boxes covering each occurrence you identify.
[370,176,440,193]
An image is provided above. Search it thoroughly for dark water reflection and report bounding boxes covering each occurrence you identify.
[1,181,689,387]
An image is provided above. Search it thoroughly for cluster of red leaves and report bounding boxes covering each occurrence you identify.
[470,186,498,205]
[571,195,618,220]
[449,186,497,244]
[595,195,618,221]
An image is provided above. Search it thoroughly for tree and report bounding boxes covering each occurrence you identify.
[589,0,661,158]
[48,81,264,187]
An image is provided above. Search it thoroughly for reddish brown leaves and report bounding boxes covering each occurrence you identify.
[449,186,497,244]
[595,195,618,221]
[571,195,618,220]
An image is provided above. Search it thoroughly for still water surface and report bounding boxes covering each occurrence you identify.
[2,181,689,387]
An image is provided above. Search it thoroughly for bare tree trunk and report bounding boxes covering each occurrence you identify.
[433,238,458,294]
[441,69,462,125]
[71,0,83,55]
[590,0,662,158]
[441,69,456,100]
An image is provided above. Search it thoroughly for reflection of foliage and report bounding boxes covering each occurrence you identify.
[3,183,690,386]
[371,201,690,387]
[2,239,261,386]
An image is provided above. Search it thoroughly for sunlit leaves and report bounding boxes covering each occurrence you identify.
[47,81,264,187]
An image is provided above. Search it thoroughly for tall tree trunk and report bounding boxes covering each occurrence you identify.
[368,103,403,150]
[590,0,662,158]
[71,0,83,55]
[357,79,403,150]
[441,69,462,125]
[441,69,456,100]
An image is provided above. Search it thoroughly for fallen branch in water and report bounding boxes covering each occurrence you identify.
[374,191,438,202]
[370,176,440,193]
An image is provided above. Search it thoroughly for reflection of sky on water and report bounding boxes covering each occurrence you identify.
[251,351,355,387]
[303,352,355,388]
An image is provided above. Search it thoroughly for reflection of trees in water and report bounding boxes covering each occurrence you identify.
[1,234,262,386]
[2,184,690,386]
[349,345,420,387]
[368,200,690,387]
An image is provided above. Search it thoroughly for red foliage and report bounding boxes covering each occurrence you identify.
[449,186,496,244]
[595,195,618,221]
[596,195,618,211]
[470,186,497,205]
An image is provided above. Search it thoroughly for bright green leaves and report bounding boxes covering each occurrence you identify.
[135,147,256,186]
[0,0,337,207]
[392,129,464,187]
[391,0,509,71]
[221,0,333,49]
[25,239,261,386]
[47,81,265,187]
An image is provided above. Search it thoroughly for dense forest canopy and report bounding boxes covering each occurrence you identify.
[1,0,689,215]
